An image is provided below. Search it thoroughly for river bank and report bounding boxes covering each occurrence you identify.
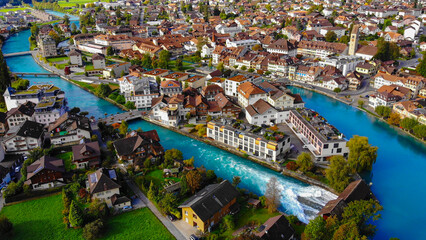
[290,83,425,143]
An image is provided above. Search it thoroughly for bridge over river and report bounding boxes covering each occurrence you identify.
[4,51,35,57]
[99,110,145,125]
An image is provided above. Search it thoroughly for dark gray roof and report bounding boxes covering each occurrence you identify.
[17,120,45,139]
[26,156,64,180]
[179,180,239,222]
[255,215,295,240]
[88,168,121,194]
[113,130,160,156]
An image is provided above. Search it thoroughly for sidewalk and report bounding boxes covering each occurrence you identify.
[126,180,186,240]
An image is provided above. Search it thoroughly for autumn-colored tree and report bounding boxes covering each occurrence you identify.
[387,112,401,126]
[264,177,281,213]
[296,152,313,173]
[186,170,202,193]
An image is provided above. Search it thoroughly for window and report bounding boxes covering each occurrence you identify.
[333,143,339,148]
[323,144,329,149]
[337,148,342,153]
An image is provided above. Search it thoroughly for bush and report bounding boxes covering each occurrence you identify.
[286,161,298,171]
[0,216,13,236]
[115,95,125,104]
[124,101,136,110]
[82,219,104,240]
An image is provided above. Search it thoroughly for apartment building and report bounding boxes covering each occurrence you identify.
[207,119,291,162]
[287,109,349,161]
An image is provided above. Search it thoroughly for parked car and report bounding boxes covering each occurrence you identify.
[15,166,21,173]
[189,235,199,240]
[122,206,133,210]
[167,214,177,221]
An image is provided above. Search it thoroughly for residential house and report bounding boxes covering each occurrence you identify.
[245,99,289,126]
[368,85,412,108]
[113,130,164,166]
[103,62,131,79]
[72,141,101,169]
[266,39,297,57]
[24,156,65,190]
[202,84,224,101]
[179,180,239,232]
[160,80,182,96]
[214,93,241,117]
[237,82,267,108]
[39,37,57,57]
[3,120,45,153]
[48,113,91,146]
[69,49,83,66]
[88,168,121,207]
[255,215,296,240]
[92,53,106,69]
[6,101,35,127]
[393,99,426,125]
[318,180,373,220]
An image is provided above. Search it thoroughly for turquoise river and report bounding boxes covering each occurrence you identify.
[2,15,426,239]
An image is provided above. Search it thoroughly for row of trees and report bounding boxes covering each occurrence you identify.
[0,50,11,94]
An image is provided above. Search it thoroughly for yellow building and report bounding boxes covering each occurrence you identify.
[178,180,239,232]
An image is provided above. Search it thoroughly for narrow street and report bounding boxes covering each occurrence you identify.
[126,180,186,240]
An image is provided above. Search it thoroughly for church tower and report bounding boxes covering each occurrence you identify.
[348,24,360,56]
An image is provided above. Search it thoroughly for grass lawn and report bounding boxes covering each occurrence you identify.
[47,56,69,63]
[0,7,29,13]
[146,170,180,187]
[102,208,174,240]
[1,194,175,240]
[85,63,94,71]
[36,20,60,26]
[71,80,96,92]
[57,0,96,7]
[0,194,83,240]
[109,83,119,91]
[55,152,75,171]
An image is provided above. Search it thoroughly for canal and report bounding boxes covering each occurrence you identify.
[3,13,426,238]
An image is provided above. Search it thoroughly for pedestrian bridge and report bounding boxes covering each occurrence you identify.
[99,110,145,125]
[13,72,59,77]
[4,51,34,57]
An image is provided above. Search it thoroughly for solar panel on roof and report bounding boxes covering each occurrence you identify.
[90,173,97,183]
[108,170,117,179]
[33,166,43,175]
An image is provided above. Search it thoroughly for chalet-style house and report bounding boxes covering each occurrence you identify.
[48,113,92,146]
[318,180,374,220]
[3,120,45,153]
[179,180,239,232]
[255,215,296,240]
[72,141,101,169]
[24,156,65,190]
[88,168,126,207]
[113,130,164,166]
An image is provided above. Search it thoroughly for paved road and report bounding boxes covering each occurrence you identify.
[126,180,186,240]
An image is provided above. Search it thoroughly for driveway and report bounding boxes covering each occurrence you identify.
[126,180,186,240]
[172,219,199,239]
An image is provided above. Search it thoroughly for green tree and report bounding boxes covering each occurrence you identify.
[325,31,337,42]
[176,58,183,71]
[374,38,400,61]
[82,219,104,240]
[217,62,224,72]
[183,157,194,167]
[400,118,418,131]
[221,215,235,231]
[304,216,326,240]
[374,106,391,118]
[141,53,152,68]
[115,95,125,104]
[339,35,350,44]
[197,126,207,137]
[347,136,378,172]
[164,149,183,165]
[241,65,247,71]
[30,24,39,36]
[333,87,341,93]
[0,50,12,93]
[296,152,313,173]
[158,193,177,214]
[185,112,191,120]
[358,100,365,108]
[147,181,157,201]
[341,199,383,236]
[0,216,13,236]
[326,155,352,192]
[106,46,114,56]
[416,53,426,77]
[82,26,88,34]
[124,101,136,110]
[232,176,241,187]
[119,120,128,135]
[413,125,426,139]
[69,200,84,227]
[95,83,112,97]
